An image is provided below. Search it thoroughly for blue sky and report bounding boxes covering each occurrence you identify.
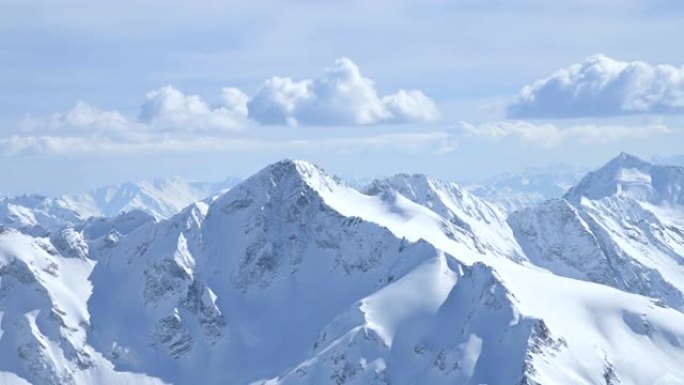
[2,0,684,195]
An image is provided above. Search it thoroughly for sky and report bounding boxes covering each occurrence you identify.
[2,0,684,195]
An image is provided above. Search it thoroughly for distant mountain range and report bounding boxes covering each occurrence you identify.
[466,164,587,213]
[59,177,240,219]
[0,162,590,236]
[1,154,684,384]
[0,177,240,236]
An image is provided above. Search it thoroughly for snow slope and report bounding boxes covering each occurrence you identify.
[0,195,85,236]
[1,157,684,385]
[262,258,684,385]
[0,227,168,385]
[363,174,523,261]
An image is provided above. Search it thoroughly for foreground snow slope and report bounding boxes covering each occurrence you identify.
[1,157,684,385]
[262,257,684,385]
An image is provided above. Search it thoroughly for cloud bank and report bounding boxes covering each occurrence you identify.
[0,131,457,157]
[507,55,684,118]
[247,58,438,126]
[460,121,675,148]
[3,58,443,156]
[138,85,248,132]
[20,102,130,133]
[19,58,438,137]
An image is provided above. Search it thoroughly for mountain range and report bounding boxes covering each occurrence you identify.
[1,154,684,384]
[466,164,586,213]
[0,177,240,236]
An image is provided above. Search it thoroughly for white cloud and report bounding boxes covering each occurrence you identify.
[139,85,248,132]
[0,131,457,156]
[4,59,444,157]
[222,87,249,117]
[247,58,438,126]
[382,90,439,123]
[247,76,311,126]
[20,87,250,137]
[459,121,675,147]
[20,101,130,133]
[16,58,437,141]
[507,55,684,118]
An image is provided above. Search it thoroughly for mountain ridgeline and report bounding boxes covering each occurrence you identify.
[1,154,684,385]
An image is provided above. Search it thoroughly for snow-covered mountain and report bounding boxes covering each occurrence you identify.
[468,165,586,213]
[0,177,240,237]
[363,173,523,261]
[0,227,169,385]
[59,176,240,220]
[2,157,684,385]
[509,152,684,309]
[0,195,85,236]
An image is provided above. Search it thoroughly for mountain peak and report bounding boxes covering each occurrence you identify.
[256,158,319,176]
[243,159,335,192]
[606,152,650,168]
[565,153,652,203]
[210,159,342,218]
[564,152,684,205]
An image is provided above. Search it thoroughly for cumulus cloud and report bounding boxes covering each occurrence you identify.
[382,90,439,123]
[139,85,248,131]
[20,101,130,133]
[3,58,444,156]
[17,57,437,142]
[247,77,310,125]
[21,87,249,137]
[221,87,249,117]
[247,58,438,126]
[459,121,674,148]
[507,55,684,118]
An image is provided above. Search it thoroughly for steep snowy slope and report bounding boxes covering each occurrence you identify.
[0,227,168,385]
[510,153,684,309]
[364,174,523,261]
[261,257,684,385]
[59,177,240,220]
[0,195,84,236]
[468,165,585,213]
